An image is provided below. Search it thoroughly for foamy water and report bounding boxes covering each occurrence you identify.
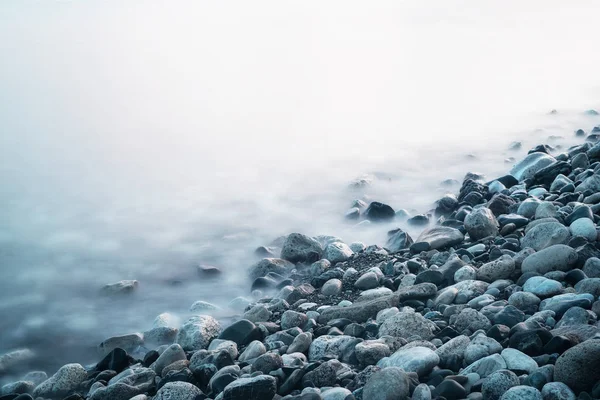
[1,0,600,375]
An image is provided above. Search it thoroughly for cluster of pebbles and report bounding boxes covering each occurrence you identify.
[3,123,600,400]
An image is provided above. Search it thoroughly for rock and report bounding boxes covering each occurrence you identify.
[412,383,432,400]
[208,339,238,359]
[356,340,391,366]
[540,293,594,317]
[476,255,515,282]
[362,367,410,400]
[397,283,438,301]
[354,271,380,290]
[302,359,338,387]
[318,294,398,324]
[101,280,138,295]
[521,222,571,251]
[453,308,491,332]
[99,333,143,355]
[249,258,294,280]
[488,193,517,217]
[554,339,600,393]
[378,308,436,340]
[501,348,538,374]
[435,335,470,369]
[243,304,272,323]
[511,152,556,181]
[281,233,323,263]
[550,174,574,192]
[33,363,87,398]
[144,326,178,346]
[533,161,572,186]
[482,369,520,400]
[154,382,204,400]
[541,382,576,400]
[238,341,266,362]
[252,352,283,374]
[1,380,34,395]
[518,198,542,218]
[308,335,361,361]
[460,353,507,378]
[521,245,578,274]
[465,207,499,240]
[500,385,543,400]
[219,319,260,346]
[377,346,439,377]
[575,277,600,296]
[433,379,467,400]
[415,226,464,250]
[0,349,35,375]
[583,257,600,277]
[569,218,597,241]
[281,310,308,330]
[189,300,219,312]
[288,332,312,354]
[575,173,600,193]
[364,202,396,222]
[385,229,414,253]
[523,276,562,297]
[321,279,342,296]
[508,291,541,314]
[152,344,186,375]
[324,242,354,264]
[176,315,221,351]
[321,387,354,400]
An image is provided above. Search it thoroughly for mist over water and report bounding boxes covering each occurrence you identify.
[1,0,600,375]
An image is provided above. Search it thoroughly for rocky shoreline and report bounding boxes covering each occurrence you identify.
[3,121,600,399]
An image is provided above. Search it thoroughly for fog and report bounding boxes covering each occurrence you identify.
[1,0,600,374]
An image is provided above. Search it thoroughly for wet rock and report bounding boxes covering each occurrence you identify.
[541,382,576,400]
[308,335,361,361]
[554,339,600,393]
[521,222,571,251]
[460,353,507,378]
[281,233,324,263]
[415,227,464,250]
[476,255,515,282]
[152,344,186,375]
[521,245,578,274]
[362,367,409,400]
[569,218,597,241]
[33,363,87,399]
[321,279,342,296]
[511,152,556,181]
[324,242,354,263]
[249,258,294,280]
[500,385,542,400]
[465,207,499,240]
[482,370,520,400]
[501,348,538,374]
[378,308,436,340]
[364,201,396,222]
[154,381,204,400]
[219,319,260,346]
[523,276,563,297]
[176,315,222,351]
[101,280,139,295]
[385,229,414,253]
[377,346,439,377]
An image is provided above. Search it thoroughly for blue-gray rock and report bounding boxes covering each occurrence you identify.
[465,207,499,240]
[554,339,600,393]
[176,315,222,351]
[308,335,361,361]
[570,218,597,241]
[521,222,571,251]
[522,276,563,297]
[500,385,542,400]
[501,348,538,374]
[575,173,600,193]
[281,233,324,263]
[518,198,542,218]
[363,367,410,400]
[415,226,464,250]
[460,353,507,378]
[222,375,277,400]
[482,369,520,400]
[249,258,294,280]
[378,308,436,340]
[541,382,576,400]
[321,279,342,296]
[508,291,541,314]
[521,245,578,274]
[324,242,354,263]
[575,277,600,296]
[511,152,556,181]
[152,344,186,375]
[377,346,439,377]
[435,335,470,369]
[540,293,594,317]
[33,363,87,398]
[583,257,600,278]
[321,387,354,400]
[476,255,515,282]
[453,308,491,333]
[385,229,414,253]
[354,271,380,290]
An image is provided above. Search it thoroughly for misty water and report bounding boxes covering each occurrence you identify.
[1,0,600,376]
